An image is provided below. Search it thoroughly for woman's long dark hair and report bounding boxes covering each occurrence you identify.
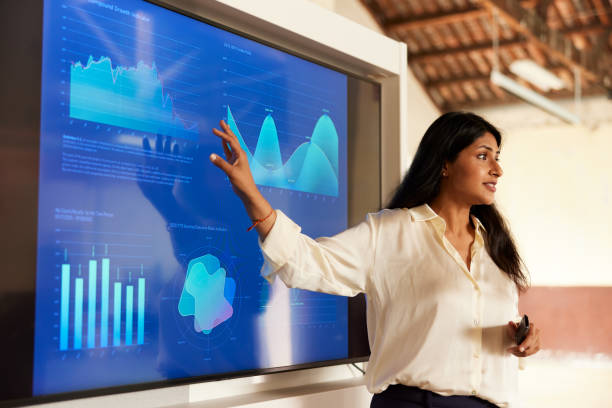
[387,112,530,292]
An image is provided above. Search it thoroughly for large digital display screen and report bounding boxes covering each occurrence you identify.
[33,0,348,395]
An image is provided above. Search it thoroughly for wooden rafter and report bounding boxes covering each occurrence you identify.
[409,25,611,63]
[425,73,493,86]
[569,0,591,26]
[476,0,612,90]
[535,0,556,20]
[591,0,610,25]
[444,84,605,109]
[425,65,569,86]
[563,22,611,35]
[361,0,610,110]
[385,8,488,31]
[409,38,524,62]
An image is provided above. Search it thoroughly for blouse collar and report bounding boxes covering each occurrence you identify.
[408,203,487,233]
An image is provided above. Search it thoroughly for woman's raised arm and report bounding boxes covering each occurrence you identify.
[210,119,277,239]
[210,119,375,296]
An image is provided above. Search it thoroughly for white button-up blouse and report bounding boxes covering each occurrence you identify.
[259,204,522,407]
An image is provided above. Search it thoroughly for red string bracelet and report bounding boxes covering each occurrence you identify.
[247,208,275,232]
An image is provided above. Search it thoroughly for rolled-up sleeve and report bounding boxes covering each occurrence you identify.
[258,210,378,297]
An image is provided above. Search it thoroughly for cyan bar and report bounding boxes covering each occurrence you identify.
[101,258,109,347]
[137,278,145,345]
[113,282,122,346]
[74,278,84,349]
[87,260,97,348]
[125,285,133,345]
[60,264,70,351]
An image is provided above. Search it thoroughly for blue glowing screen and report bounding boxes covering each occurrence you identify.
[34,0,348,395]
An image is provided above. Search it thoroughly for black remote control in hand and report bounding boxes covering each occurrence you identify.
[515,315,530,345]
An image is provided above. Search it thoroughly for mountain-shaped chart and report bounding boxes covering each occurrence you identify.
[178,254,236,334]
[70,56,199,141]
[227,106,339,197]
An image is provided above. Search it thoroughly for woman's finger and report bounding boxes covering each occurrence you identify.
[508,325,541,357]
[212,127,242,156]
[212,126,231,143]
[212,127,238,155]
[209,153,232,175]
[506,346,522,356]
[518,323,537,353]
[222,140,232,162]
[219,120,244,153]
[219,120,238,141]
[527,327,542,355]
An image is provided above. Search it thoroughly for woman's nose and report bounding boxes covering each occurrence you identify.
[489,162,503,177]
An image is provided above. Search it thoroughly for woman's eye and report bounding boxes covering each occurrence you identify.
[477,153,487,160]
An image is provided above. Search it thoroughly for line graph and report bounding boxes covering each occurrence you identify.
[227,106,339,197]
[70,56,199,140]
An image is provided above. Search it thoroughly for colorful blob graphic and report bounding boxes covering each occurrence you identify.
[178,254,236,334]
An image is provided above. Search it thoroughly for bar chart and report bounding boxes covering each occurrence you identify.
[59,255,146,351]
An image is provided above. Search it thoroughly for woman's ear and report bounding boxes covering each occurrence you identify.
[441,162,449,177]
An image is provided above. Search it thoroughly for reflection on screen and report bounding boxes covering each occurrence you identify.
[34,0,348,395]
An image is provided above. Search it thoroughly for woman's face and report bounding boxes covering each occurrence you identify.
[443,132,503,206]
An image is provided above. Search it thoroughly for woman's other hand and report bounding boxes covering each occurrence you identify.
[506,320,541,357]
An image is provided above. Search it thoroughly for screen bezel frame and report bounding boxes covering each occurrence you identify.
[1,0,382,405]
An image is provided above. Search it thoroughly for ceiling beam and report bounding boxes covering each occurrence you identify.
[520,0,556,20]
[591,0,610,25]
[443,84,605,110]
[408,23,611,63]
[475,0,611,91]
[535,0,556,23]
[425,73,492,87]
[385,8,488,31]
[424,65,568,88]
[563,23,610,36]
[409,39,523,62]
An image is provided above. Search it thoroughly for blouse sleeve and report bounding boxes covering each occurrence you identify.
[258,209,378,297]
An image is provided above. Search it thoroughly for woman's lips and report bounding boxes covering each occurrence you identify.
[484,182,497,192]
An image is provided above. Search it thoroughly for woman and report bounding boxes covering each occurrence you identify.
[209,112,541,407]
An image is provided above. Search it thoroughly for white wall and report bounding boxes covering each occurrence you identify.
[475,96,612,408]
[497,120,612,286]
[477,97,612,287]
